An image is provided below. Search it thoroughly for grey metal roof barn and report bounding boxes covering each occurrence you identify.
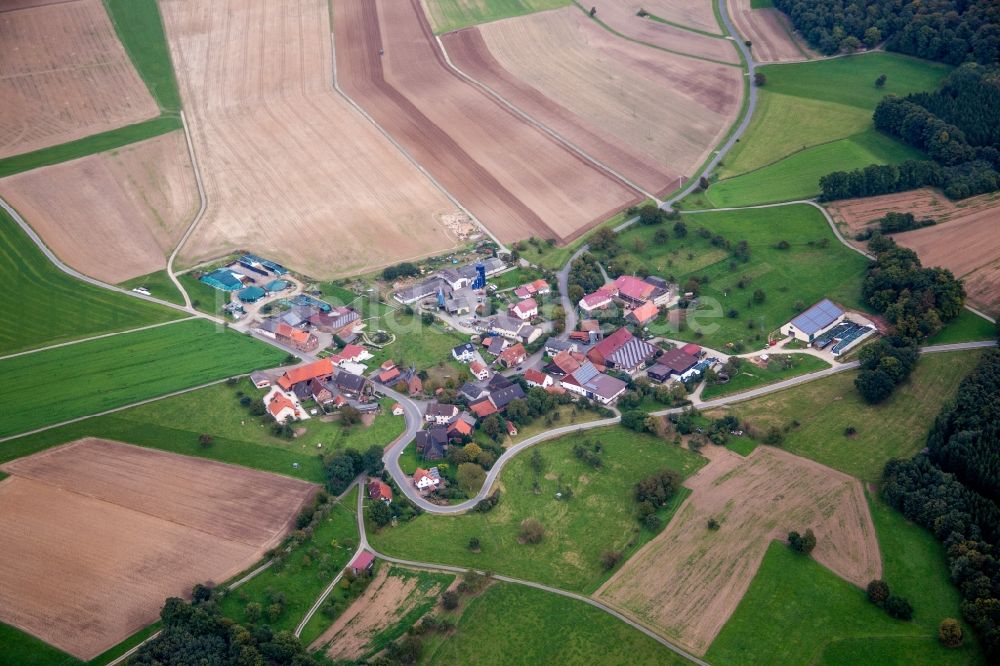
[788,299,844,336]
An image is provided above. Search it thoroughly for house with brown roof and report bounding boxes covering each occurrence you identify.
[378,366,401,384]
[368,479,393,503]
[524,369,553,388]
[627,301,659,327]
[275,322,319,352]
[656,348,699,376]
[309,379,335,406]
[497,343,527,369]
[350,550,375,574]
[579,289,613,312]
[414,467,441,491]
[613,275,656,306]
[509,298,538,321]
[408,375,423,396]
[277,358,335,391]
[263,388,309,422]
[470,398,498,418]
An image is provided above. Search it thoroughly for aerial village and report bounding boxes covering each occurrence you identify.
[189,243,877,503]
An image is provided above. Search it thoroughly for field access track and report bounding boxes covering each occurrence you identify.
[0,438,316,661]
[332,0,641,244]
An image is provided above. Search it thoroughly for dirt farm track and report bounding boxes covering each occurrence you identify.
[332,0,642,244]
[0,438,316,660]
[0,0,159,159]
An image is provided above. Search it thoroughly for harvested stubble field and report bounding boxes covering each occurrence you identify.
[826,189,1000,314]
[0,438,316,660]
[333,0,641,244]
[443,7,741,197]
[0,0,159,159]
[160,0,461,278]
[596,445,880,656]
[726,0,810,62]
[631,0,722,34]
[584,0,738,64]
[0,131,197,283]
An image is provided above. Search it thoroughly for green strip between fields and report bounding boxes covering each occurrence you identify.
[643,12,727,39]
[0,116,181,178]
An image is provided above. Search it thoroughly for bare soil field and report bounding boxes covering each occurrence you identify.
[586,0,738,64]
[726,0,810,63]
[333,0,641,244]
[0,0,159,158]
[0,438,316,659]
[595,445,880,655]
[312,567,447,659]
[160,0,461,278]
[0,131,197,283]
[827,189,1000,313]
[446,7,741,197]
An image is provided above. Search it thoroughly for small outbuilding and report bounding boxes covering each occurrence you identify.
[350,550,376,574]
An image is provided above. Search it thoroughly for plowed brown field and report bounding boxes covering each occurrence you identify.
[0,0,159,158]
[827,189,1000,314]
[333,0,641,244]
[0,438,316,660]
[596,445,880,655]
[160,0,461,278]
[586,0,738,64]
[0,131,197,283]
[727,0,810,63]
[445,7,741,197]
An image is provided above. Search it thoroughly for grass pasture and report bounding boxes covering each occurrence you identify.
[0,209,180,354]
[603,204,870,350]
[707,350,982,482]
[369,426,705,592]
[708,52,951,201]
[928,308,997,344]
[700,353,830,400]
[707,129,924,207]
[422,582,686,665]
[0,319,285,437]
[424,0,571,34]
[119,270,185,306]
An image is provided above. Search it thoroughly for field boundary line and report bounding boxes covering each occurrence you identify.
[572,1,741,68]
[643,13,727,39]
[0,316,198,362]
[0,377,231,445]
[324,2,507,253]
[166,110,207,310]
[0,196,205,319]
[434,35,659,202]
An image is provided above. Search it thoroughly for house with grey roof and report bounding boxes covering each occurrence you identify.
[780,299,845,343]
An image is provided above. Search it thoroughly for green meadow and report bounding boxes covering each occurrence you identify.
[0,209,180,354]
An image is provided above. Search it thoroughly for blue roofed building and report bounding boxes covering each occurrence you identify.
[200,268,245,291]
[780,299,845,343]
[238,286,267,303]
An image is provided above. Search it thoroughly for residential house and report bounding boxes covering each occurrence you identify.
[546,350,584,377]
[506,420,518,437]
[469,360,490,381]
[425,403,459,425]
[415,428,449,460]
[408,375,423,396]
[627,301,659,327]
[448,413,476,440]
[509,298,538,321]
[368,479,393,503]
[606,336,658,374]
[497,343,527,369]
[414,467,441,491]
[350,551,375,574]
[586,327,634,367]
[490,383,526,411]
[276,322,319,352]
[378,365,401,385]
[656,348,699,377]
[580,319,602,336]
[560,362,628,405]
[249,372,271,389]
[488,373,514,391]
[391,402,405,416]
[441,268,469,290]
[334,371,368,398]
[524,369,553,388]
[514,278,550,299]
[480,315,542,344]
[264,388,308,422]
[544,338,577,356]
[470,398,499,418]
[579,290,613,312]
[329,343,371,367]
[485,336,509,355]
[309,379,335,407]
[459,382,486,403]
[309,306,360,337]
[452,342,477,363]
